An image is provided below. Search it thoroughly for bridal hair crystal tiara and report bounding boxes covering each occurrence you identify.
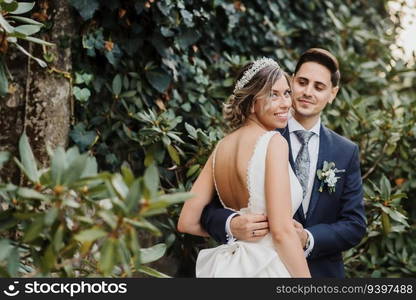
[233,57,280,94]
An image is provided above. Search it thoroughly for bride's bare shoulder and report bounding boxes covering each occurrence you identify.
[267,132,288,157]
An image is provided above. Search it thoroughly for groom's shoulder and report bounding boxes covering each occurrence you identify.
[325,127,358,150]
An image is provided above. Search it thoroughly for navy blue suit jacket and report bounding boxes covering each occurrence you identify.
[200,124,367,278]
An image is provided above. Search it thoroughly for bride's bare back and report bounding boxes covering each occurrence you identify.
[213,126,268,210]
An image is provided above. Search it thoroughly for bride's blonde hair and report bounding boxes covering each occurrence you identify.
[223,62,290,131]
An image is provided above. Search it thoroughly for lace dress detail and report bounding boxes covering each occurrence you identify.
[196,130,303,277]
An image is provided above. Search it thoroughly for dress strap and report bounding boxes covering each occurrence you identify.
[246,131,280,210]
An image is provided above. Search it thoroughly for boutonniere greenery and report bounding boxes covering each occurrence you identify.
[316,161,345,193]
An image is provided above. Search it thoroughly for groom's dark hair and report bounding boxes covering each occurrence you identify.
[294,48,340,87]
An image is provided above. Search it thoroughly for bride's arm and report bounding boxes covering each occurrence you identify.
[265,134,311,278]
[177,154,214,237]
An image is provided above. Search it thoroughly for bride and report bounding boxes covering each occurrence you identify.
[177,58,311,277]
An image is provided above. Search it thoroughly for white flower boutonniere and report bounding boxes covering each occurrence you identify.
[316,161,345,193]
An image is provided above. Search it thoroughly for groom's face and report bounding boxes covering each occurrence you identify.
[292,62,339,119]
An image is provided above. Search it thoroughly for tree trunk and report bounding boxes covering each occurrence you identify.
[0,0,74,183]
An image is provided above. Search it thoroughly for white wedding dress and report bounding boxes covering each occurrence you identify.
[196,131,303,277]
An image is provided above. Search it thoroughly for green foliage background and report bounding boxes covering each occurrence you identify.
[67,0,415,277]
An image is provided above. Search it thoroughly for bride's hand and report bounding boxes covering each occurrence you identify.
[230,214,269,241]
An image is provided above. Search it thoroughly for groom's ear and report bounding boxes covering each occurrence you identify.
[329,86,339,104]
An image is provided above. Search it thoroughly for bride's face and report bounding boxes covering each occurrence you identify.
[252,76,292,130]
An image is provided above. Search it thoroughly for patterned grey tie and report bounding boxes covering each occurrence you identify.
[294,130,315,199]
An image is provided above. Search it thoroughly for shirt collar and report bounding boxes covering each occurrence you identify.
[288,116,321,136]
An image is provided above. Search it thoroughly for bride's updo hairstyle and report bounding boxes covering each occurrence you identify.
[223,58,289,131]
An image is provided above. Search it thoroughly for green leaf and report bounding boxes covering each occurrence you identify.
[73,86,91,102]
[186,164,200,177]
[40,244,56,273]
[0,60,9,97]
[51,147,66,186]
[125,179,141,213]
[380,175,391,200]
[145,193,191,215]
[14,24,41,35]
[75,228,107,243]
[81,156,98,178]
[22,36,54,46]
[327,9,344,30]
[121,164,135,186]
[98,238,116,275]
[69,123,97,152]
[17,132,39,182]
[387,209,408,226]
[17,187,46,200]
[166,132,184,143]
[316,169,322,179]
[117,239,131,276]
[177,28,200,49]
[184,123,197,138]
[68,0,99,20]
[111,173,128,199]
[0,239,13,261]
[381,211,391,235]
[137,265,170,278]
[145,68,171,93]
[156,192,191,205]
[120,90,136,98]
[144,164,159,194]
[390,193,407,201]
[53,225,65,252]
[167,144,180,165]
[361,61,379,69]
[10,2,35,15]
[75,72,93,85]
[8,16,43,26]
[139,243,166,264]
[44,207,59,226]
[124,218,161,236]
[0,13,15,33]
[7,247,19,277]
[0,151,10,168]
[112,74,122,96]
[180,9,194,27]
[127,226,139,252]
[62,153,89,185]
[23,216,44,243]
[1,1,18,13]
[97,210,117,229]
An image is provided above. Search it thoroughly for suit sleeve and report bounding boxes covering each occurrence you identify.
[306,145,367,259]
[200,196,236,244]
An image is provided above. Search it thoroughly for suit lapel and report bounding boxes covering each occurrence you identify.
[279,126,306,223]
[306,124,331,221]
[279,126,296,171]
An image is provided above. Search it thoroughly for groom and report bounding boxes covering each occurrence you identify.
[200,48,366,278]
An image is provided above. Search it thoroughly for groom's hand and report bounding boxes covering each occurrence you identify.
[293,220,308,248]
[230,214,269,241]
